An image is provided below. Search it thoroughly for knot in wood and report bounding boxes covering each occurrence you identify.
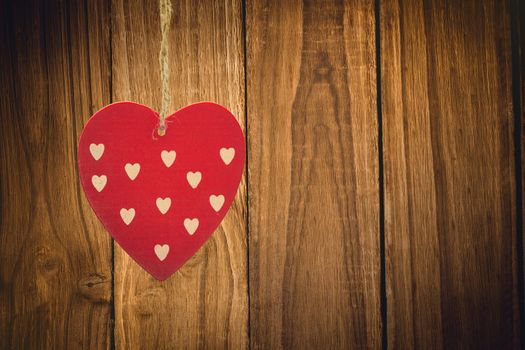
[78,274,112,303]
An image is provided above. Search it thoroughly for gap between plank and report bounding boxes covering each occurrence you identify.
[108,0,116,348]
[241,0,251,349]
[509,0,524,345]
[374,0,388,349]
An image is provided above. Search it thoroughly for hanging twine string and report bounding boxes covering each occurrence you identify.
[158,0,172,136]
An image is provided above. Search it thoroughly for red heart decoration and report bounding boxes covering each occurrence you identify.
[78,102,245,280]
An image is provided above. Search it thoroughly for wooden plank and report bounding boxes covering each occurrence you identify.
[247,0,381,348]
[0,0,113,349]
[110,0,248,348]
[381,0,520,348]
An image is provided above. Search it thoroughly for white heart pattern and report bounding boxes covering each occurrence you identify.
[184,218,199,235]
[156,197,171,214]
[186,171,202,189]
[154,244,170,261]
[220,147,235,165]
[209,195,225,212]
[125,163,140,180]
[161,150,176,168]
[89,143,105,160]
[120,208,135,225]
[92,175,107,192]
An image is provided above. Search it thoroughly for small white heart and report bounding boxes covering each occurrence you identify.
[209,194,225,212]
[154,244,169,261]
[161,150,176,168]
[156,197,171,214]
[89,143,105,160]
[92,175,107,192]
[186,171,202,189]
[184,218,199,235]
[125,163,140,180]
[120,208,135,225]
[220,147,235,165]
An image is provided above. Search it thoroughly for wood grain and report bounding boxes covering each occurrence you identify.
[381,0,520,348]
[0,0,113,349]
[247,0,381,348]
[110,0,248,348]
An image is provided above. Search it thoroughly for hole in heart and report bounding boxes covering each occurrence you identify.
[157,122,166,136]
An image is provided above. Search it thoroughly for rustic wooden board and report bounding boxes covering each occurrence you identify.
[110,0,248,348]
[2,0,524,348]
[381,0,520,348]
[247,0,381,348]
[0,0,113,349]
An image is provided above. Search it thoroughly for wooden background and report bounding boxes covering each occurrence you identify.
[0,0,523,349]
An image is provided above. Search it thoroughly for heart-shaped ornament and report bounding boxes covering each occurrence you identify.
[78,102,245,280]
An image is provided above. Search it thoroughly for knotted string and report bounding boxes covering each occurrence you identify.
[158,0,172,136]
